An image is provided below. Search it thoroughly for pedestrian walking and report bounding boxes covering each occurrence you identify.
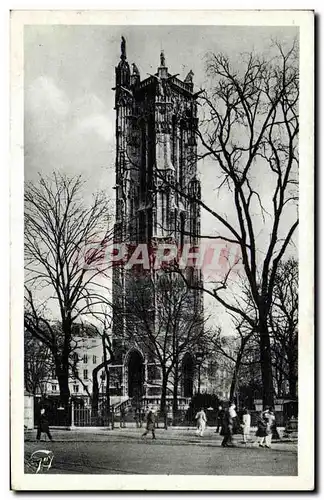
[195,408,207,437]
[142,409,156,440]
[120,407,126,428]
[221,402,237,447]
[241,408,251,444]
[134,409,140,428]
[263,406,276,448]
[36,408,53,442]
[215,405,224,433]
[255,411,268,447]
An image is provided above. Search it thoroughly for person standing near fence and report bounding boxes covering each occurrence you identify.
[120,407,126,428]
[241,408,251,443]
[36,408,53,442]
[263,407,276,448]
[142,409,156,440]
[255,411,268,447]
[215,405,224,433]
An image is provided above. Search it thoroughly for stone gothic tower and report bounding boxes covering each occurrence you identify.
[110,37,203,407]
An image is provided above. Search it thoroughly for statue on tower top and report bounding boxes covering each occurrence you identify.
[121,36,126,60]
[184,70,194,84]
[132,63,140,76]
[160,50,166,67]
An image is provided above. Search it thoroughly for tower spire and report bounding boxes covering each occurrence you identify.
[160,49,166,67]
[121,36,126,60]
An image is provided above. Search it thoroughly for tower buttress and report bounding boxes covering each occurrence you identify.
[112,39,203,400]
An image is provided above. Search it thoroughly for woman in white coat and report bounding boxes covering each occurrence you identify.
[195,408,207,437]
[241,408,251,443]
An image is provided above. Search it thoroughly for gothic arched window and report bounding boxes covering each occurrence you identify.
[180,212,185,249]
[172,115,177,167]
[140,120,146,199]
[179,120,186,189]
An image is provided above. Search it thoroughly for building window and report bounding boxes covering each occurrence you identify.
[51,384,57,392]
[83,354,88,364]
[83,369,88,380]
[140,121,147,198]
[73,385,79,393]
[172,115,177,166]
[73,370,79,379]
[180,213,185,249]
[179,124,184,189]
[83,385,88,393]
[93,355,97,364]
[139,211,146,242]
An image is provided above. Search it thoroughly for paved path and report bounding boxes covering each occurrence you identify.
[25,428,297,476]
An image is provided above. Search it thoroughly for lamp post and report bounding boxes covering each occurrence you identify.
[100,372,105,396]
[100,372,105,424]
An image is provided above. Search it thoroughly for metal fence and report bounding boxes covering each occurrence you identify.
[73,406,110,427]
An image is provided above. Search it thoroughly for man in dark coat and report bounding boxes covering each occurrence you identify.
[141,409,156,439]
[215,405,224,433]
[255,411,268,447]
[36,407,53,442]
[221,403,236,447]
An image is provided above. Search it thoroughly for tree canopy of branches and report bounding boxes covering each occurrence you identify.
[24,173,113,405]
[85,306,115,417]
[214,258,298,404]
[167,41,299,407]
[270,258,298,398]
[116,271,209,422]
[24,329,54,395]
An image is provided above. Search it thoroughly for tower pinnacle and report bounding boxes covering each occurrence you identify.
[160,50,166,67]
[121,36,126,60]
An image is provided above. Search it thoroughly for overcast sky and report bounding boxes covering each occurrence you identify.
[24,25,298,331]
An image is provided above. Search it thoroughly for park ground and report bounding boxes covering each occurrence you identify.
[24,427,297,475]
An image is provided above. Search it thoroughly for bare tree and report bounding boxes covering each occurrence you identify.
[208,321,259,403]
[116,271,209,427]
[164,41,299,407]
[24,172,113,407]
[85,306,115,419]
[24,329,54,395]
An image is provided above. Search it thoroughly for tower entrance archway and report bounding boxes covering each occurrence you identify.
[182,353,194,398]
[127,350,144,399]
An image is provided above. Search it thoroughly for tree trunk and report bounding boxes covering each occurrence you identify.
[229,349,244,401]
[56,363,70,425]
[102,338,111,423]
[258,317,275,408]
[160,372,168,430]
[105,369,110,420]
[57,374,70,406]
[57,318,72,409]
[288,371,297,399]
[288,351,298,399]
[92,361,112,418]
[172,364,179,416]
[92,371,99,417]
[56,359,70,407]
